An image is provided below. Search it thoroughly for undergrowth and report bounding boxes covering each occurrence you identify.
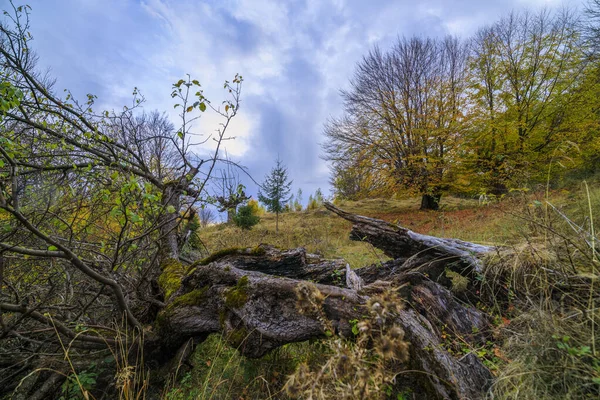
[481,183,600,399]
[163,334,321,400]
[19,190,600,399]
[285,283,409,399]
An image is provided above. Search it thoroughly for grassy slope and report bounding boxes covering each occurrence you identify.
[198,194,532,271]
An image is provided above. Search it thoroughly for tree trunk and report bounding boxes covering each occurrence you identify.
[420,193,441,210]
[149,203,498,399]
[227,208,235,223]
[159,183,182,262]
[490,181,508,196]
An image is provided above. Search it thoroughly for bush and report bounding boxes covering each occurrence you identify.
[233,204,260,230]
[246,198,265,216]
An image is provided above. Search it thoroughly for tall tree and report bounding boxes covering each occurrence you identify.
[258,158,292,232]
[323,36,469,209]
[467,9,585,192]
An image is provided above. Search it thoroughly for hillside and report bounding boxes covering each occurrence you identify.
[164,187,600,399]
[3,1,600,398]
[199,189,592,266]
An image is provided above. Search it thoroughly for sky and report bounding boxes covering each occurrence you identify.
[12,0,588,204]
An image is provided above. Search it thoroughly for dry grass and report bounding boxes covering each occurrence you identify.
[480,185,600,399]
[199,206,389,268]
[198,195,514,269]
[489,308,600,400]
[285,286,409,399]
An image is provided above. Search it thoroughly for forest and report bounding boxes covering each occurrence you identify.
[1,1,600,399]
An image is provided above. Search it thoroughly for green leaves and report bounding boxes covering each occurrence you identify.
[0,81,23,116]
[48,245,58,251]
[172,77,207,113]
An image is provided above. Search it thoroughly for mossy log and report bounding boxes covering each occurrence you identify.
[152,205,498,399]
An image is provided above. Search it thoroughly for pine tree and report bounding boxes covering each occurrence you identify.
[233,204,260,230]
[258,158,293,232]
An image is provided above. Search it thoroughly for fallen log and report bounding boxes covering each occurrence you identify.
[323,202,494,273]
[153,239,493,398]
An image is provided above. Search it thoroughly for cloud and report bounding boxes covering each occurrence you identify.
[24,0,587,202]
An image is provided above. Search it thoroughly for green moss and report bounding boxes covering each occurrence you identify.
[224,275,250,308]
[155,309,168,331]
[196,247,244,266]
[169,287,209,309]
[446,269,470,293]
[219,309,227,327]
[249,245,267,256]
[155,287,209,333]
[158,258,186,300]
[227,326,248,348]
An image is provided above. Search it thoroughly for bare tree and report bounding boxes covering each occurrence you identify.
[198,205,217,227]
[323,36,469,209]
[212,156,250,223]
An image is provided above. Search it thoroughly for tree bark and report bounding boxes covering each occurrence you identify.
[420,193,442,210]
[227,208,235,223]
[159,183,182,262]
[323,202,493,273]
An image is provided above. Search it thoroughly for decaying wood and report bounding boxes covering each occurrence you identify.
[324,202,494,273]
[155,204,498,399]
[153,261,365,358]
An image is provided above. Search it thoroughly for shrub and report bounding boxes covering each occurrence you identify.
[246,198,265,216]
[233,204,260,230]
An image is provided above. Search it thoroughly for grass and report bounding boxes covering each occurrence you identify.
[199,205,389,268]
[198,195,516,269]
[163,334,324,400]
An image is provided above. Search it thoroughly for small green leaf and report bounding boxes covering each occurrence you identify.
[48,245,58,251]
[166,205,176,213]
[199,102,207,112]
